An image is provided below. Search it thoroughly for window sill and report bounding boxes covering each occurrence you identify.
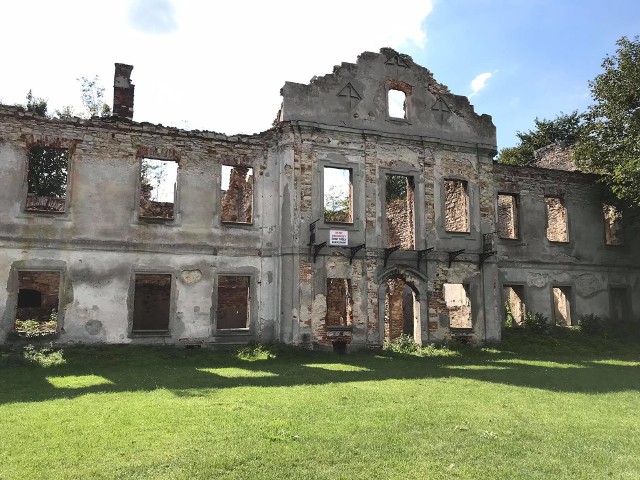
[130,330,171,337]
[214,328,251,335]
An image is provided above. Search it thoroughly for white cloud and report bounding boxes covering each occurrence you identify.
[0,0,433,135]
[128,0,178,34]
[469,72,493,97]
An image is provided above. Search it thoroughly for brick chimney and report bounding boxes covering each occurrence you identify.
[113,63,135,120]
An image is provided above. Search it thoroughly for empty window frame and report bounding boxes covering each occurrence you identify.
[326,278,353,326]
[25,146,70,212]
[14,271,61,336]
[384,279,417,340]
[552,286,572,326]
[444,179,469,233]
[139,158,178,219]
[545,197,568,242]
[497,194,519,239]
[443,283,472,328]
[217,275,250,329]
[503,285,525,326]
[603,204,623,246]
[386,174,415,249]
[221,165,254,224]
[132,274,172,332]
[324,167,353,223]
[388,89,407,119]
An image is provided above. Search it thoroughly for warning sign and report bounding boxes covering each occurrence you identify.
[329,230,349,246]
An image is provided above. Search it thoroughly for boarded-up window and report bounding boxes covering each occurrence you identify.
[386,174,415,249]
[444,180,469,233]
[324,167,352,223]
[443,283,472,328]
[603,205,623,246]
[497,194,518,239]
[140,158,178,219]
[503,285,525,326]
[545,197,568,242]
[221,166,253,224]
[326,278,352,326]
[610,287,630,323]
[14,271,60,336]
[133,274,171,332]
[26,146,69,212]
[553,286,572,326]
[217,276,250,329]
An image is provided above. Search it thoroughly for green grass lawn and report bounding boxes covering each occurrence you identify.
[1,331,639,479]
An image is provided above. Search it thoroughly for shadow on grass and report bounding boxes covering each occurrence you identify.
[0,334,639,405]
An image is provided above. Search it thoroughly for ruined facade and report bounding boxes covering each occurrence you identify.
[1,50,638,348]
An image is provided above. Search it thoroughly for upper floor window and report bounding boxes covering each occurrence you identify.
[139,158,178,220]
[603,204,623,245]
[444,179,469,233]
[26,146,69,213]
[324,167,352,223]
[497,193,519,239]
[545,196,568,242]
[388,89,407,119]
[386,174,415,249]
[221,165,253,224]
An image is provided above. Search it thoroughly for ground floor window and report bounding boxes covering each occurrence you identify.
[132,274,172,332]
[552,286,572,326]
[503,285,525,327]
[14,270,60,337]
[217,276,250,329]
[443,283,472,328]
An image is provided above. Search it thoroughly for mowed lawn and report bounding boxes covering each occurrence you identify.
[1,333,639,479]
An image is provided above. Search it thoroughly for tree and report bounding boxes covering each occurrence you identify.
[25,90,48,117]
[496,111,585,166]
[78,75,111,118]
[574,36,640,206]
[27,146,69,198]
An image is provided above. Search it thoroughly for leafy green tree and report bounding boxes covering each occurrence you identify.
[574,36,640,206]
[78,75,111,118]
[496,111,585,166]
[324,185,351,222]
[25,90,48,117]
[27,146,69,198]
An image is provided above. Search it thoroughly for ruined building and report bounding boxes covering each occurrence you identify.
[1,50,638,348]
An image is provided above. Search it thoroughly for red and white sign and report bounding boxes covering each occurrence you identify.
[329,229,349,246]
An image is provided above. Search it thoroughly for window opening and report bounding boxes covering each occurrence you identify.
[326,279,353,326]
[603,204,623,245]
[221,166,254,224]
[552,286,572,326]
[26,146,69,212]
[444,180,469,233]
[140,158,178,219]
[388,89,407,119]
[14,271,60,337]
[443,283,472,328]
[132,274,171,332]
[386,174,415,249]
[545,197,568,242]
[217,276,250,329]
[324,167,352,223]
[384,279,418,340]
[497,194,519,239]
[610,287,630,323]
[503,285,525,327]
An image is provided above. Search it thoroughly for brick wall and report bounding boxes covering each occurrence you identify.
[444,180,469,232]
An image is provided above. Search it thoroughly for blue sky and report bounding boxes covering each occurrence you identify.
[1,0,638,150]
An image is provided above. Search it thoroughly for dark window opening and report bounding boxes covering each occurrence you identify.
[385,279,418,341]
[324,167,353,223]
[14,271,60,336]
[503,285,525,327]
[326,278,353,326]
[217,275,250,329]
[132,274,171,332]
[26,146,69,212]
[610,287,630,323]
[444,180,469,233]
[545,197,568,242]
[444,283,472,328]
[603,204,623,246]
[221,166,253,224]
[140,158,178,219]
[386,174,415,249]
[553,286,572,326]
[497,194,519,239]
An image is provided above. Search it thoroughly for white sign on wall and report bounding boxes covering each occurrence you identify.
[329,230,349,246]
